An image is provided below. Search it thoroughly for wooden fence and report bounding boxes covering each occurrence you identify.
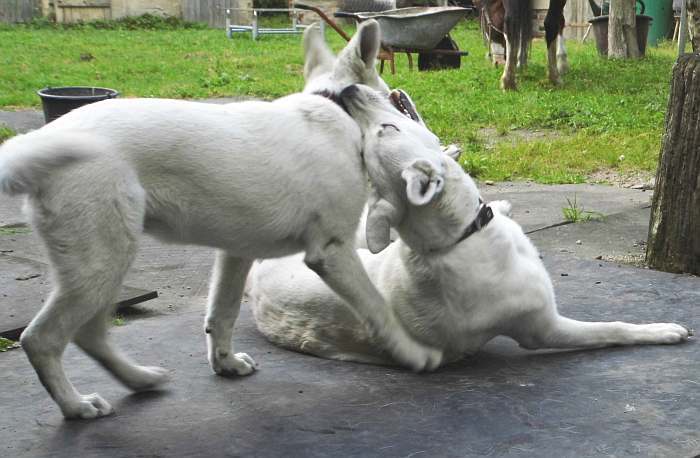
[182,0,230,28]
[0,0,42,23]
[564,0,595,41]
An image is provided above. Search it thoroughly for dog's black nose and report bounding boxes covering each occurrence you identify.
[339,84,359,100]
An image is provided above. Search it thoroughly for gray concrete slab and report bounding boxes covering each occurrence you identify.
[529,206,652,264]
[0,109,44,134]
[0,252,698,458]
[480,182,653,233]
[0,194,24,227]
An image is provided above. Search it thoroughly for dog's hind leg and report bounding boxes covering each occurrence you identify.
[74,308,170,391]
[20,161,147,419]
[511,310,691,350]
[303,234,442,372]
[21,288,119,419]
[205,252,256,376]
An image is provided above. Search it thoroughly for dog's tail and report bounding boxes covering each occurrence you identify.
[0,131,96,196]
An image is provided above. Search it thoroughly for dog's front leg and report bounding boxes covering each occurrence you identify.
[205,252,257,376]
[304,236,442,371]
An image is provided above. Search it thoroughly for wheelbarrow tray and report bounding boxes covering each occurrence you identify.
[353,6,469,50]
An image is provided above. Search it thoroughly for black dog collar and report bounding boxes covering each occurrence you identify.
[312,90,350,114]
[453,200,494,245]
[428,198,494,253]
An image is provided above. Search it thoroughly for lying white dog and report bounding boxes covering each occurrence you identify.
[0,20,443,420]
[248,84,691,367]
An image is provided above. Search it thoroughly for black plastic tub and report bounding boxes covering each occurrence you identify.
[588,15,652,57]
[37,86,119,124]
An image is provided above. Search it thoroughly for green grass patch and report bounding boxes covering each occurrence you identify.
[562,194,605,223]
[466,130,661,183]
[0,337,20,352]
[0,126,15,144]
[0,226,30,235]
[0,19,676,182]
[112,315,126,326]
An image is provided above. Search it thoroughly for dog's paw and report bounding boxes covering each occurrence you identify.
[124,366,171,392]
[211,352,258,376]
[490,200,512,218]
[398,344,443,373]
[642,323,691,344]
[383,331,443,372]
[63,393,114,420]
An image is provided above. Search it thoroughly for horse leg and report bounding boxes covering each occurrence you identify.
[557,33,569,74]
[544,1,565,86]
[517,13,529,70]
[500,1,518,90]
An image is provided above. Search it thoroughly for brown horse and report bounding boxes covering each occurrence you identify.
[479,0,568,90]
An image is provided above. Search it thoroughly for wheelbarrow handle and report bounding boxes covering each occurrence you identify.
[294,3,352,41]
[294,3,315,11]
[333,11,360,19]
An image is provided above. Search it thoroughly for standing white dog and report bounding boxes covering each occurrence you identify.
[248,84,691,366]
[0,20,443,420]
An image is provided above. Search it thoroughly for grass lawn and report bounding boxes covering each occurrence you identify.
[0,19,681,183]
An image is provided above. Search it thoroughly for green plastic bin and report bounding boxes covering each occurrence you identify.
[644,0,672,46]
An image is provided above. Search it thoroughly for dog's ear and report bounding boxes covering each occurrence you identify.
[303,22,335,81]
[401,159,445,206]
[333,19,390,93]
[337,19,381,72]
[442,144,462,162]
[357,20,381,69]
[365,196,400,254]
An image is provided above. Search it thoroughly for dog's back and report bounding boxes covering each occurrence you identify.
[0,94,366,253]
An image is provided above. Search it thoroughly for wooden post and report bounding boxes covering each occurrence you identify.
[679,0,689,55]
[646,54,700,275]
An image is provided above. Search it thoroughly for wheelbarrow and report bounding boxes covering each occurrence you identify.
[295,3,471,73]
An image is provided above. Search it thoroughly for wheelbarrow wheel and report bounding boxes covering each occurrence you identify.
[338,0,395,13]
[418,35,461,71]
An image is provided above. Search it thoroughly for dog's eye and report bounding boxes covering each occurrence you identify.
[380,123,400,132]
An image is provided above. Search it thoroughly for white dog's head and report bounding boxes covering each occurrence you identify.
[303,28,477,254]
[339,84,481,254]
